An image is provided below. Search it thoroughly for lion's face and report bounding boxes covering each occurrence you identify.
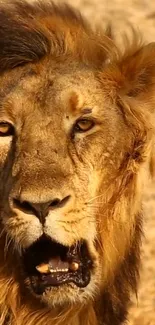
[0,2,155,324]
[0,59,132,306]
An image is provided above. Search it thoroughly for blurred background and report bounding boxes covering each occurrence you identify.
[55,0,155,324]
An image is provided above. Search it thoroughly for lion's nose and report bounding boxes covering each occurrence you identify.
[13,195,71,224]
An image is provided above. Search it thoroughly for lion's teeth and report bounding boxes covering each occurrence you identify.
[49,268,69,273]
[36,263,50,274]
[69,261,79,271]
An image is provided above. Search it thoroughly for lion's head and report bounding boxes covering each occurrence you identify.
[0,1,155,325]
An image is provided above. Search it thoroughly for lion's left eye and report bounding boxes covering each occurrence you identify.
[0,122,14,137]
[73,119,94,133]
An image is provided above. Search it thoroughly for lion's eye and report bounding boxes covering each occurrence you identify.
[0,122,14,136]
[73,119,94,133]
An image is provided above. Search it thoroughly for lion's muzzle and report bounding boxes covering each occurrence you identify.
[22,235,93,295]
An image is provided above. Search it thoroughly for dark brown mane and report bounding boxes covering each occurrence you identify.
[0,0,118,73]
[0,2,50,71]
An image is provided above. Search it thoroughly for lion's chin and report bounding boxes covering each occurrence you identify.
[21,235,93,301]
[29,281,89,307]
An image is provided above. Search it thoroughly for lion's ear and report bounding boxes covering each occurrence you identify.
[118,42,155,97]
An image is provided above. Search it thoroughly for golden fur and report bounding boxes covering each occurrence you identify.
[0,1,154,324]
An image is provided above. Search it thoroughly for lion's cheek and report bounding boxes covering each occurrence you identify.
[3,213,43,249]
[0,138,12,165]
[44,212,97,247]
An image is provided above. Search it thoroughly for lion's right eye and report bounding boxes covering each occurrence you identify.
[0,122,14,137]
[73,119,95,133]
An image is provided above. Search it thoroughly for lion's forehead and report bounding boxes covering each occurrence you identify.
[0,63,103,121]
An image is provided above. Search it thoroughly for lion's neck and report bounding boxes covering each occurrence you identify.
[0,290,98,325]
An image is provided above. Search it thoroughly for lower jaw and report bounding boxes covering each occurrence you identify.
[28,271,91,296]
[27,280,87,306]
[24,269,100,307]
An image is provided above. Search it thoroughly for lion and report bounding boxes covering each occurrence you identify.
[0,1,155,325]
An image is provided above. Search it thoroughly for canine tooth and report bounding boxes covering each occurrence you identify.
[36,263,50,274]
[69,262,79,271]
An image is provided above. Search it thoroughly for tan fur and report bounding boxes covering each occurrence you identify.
[0,1,155,324]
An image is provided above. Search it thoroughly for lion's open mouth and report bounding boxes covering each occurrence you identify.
[22,235,93,295]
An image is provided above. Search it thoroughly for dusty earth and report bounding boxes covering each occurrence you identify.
[55,0,155,324]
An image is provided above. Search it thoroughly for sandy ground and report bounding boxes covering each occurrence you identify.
[55,0,155,323]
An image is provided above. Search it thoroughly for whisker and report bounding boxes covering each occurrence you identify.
[95,213,130,225]
[4,234,13,259]
[0,227,5,239]
[86,193,106,203]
